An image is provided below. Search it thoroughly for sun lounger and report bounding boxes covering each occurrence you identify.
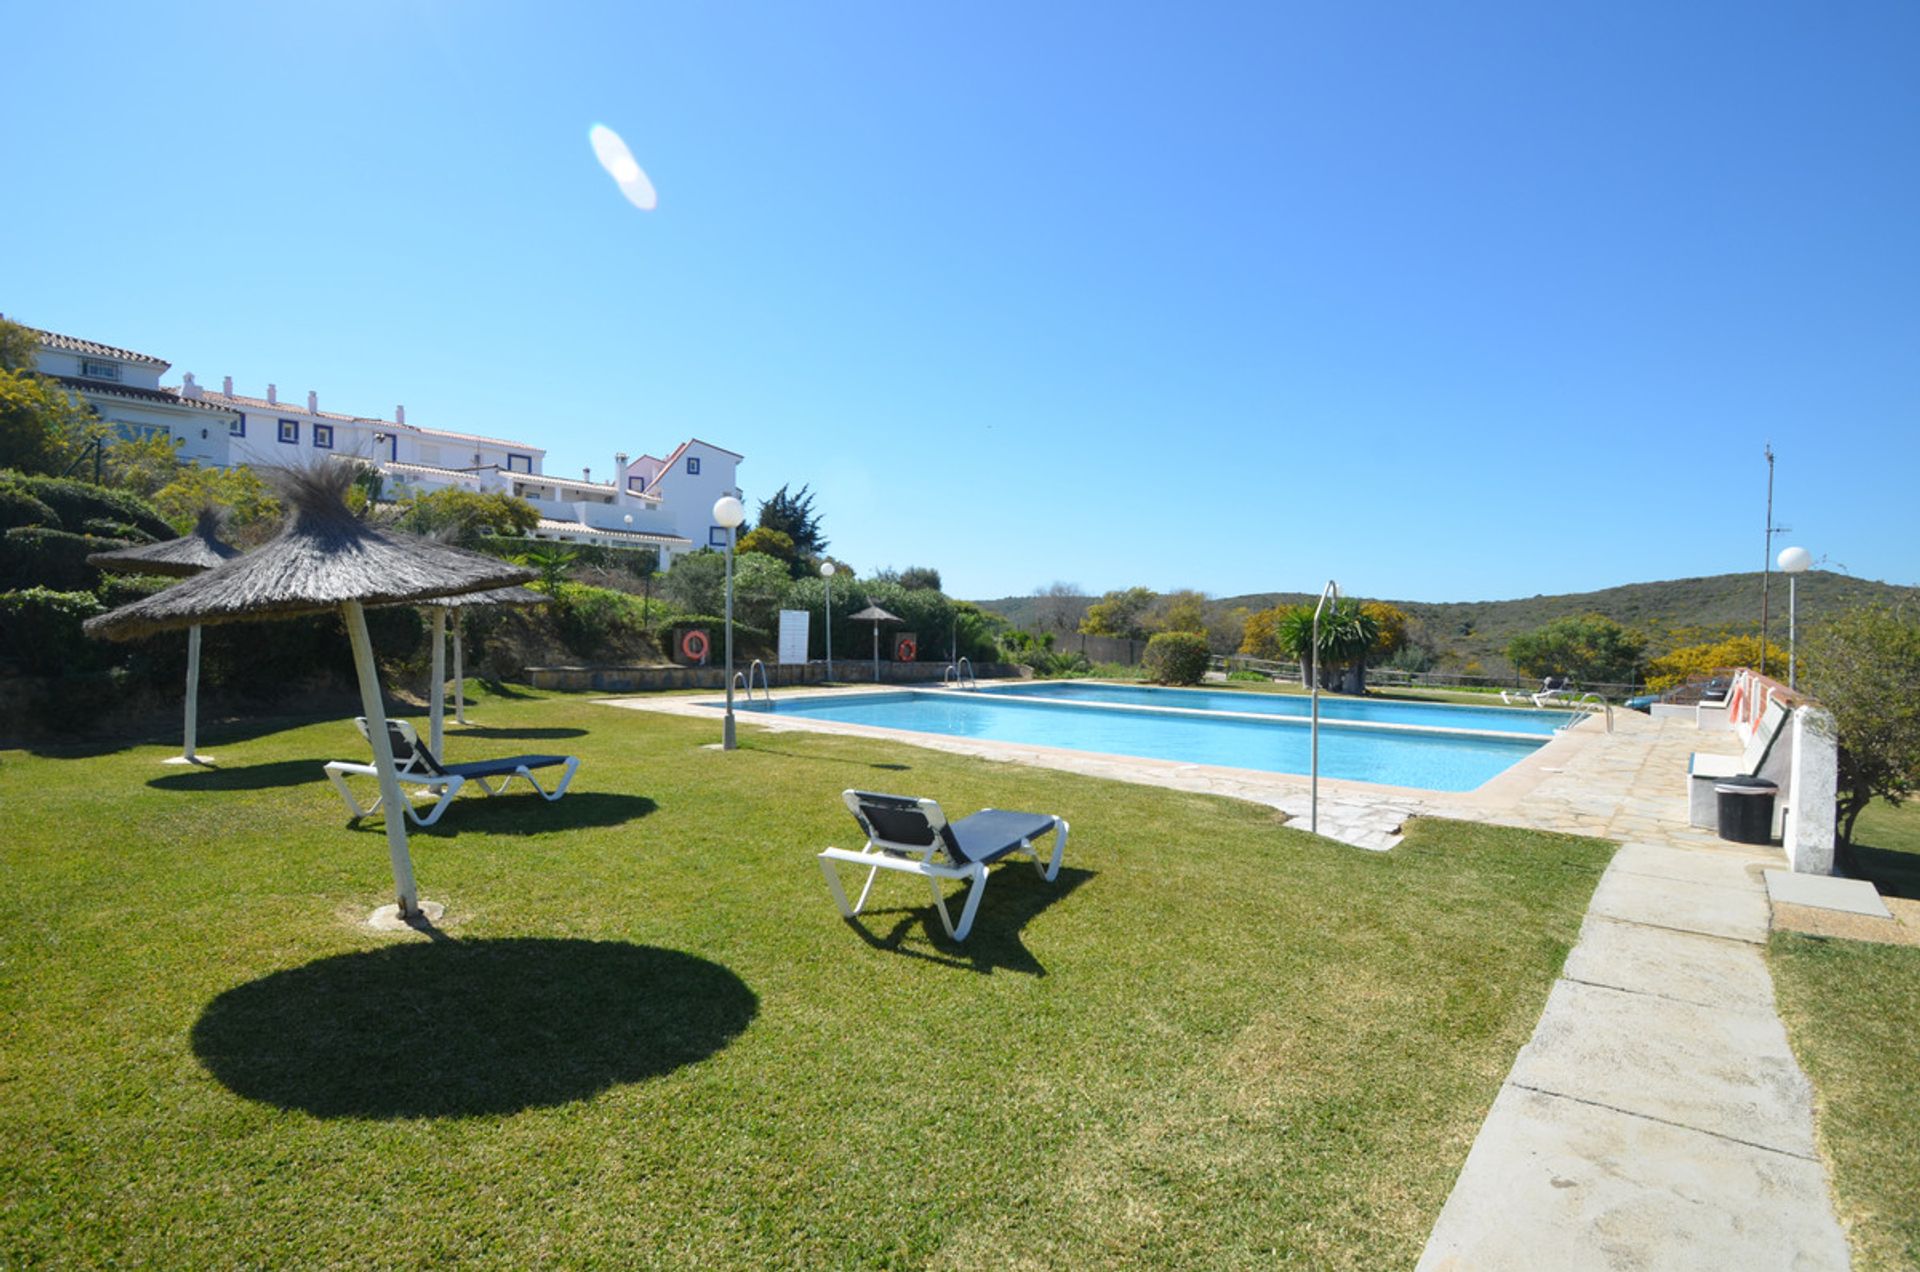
[818,790,1069,941]
[323,717,580,826]
[1502,675,1572,708]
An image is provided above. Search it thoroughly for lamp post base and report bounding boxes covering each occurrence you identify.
[723,712,737,750]
[161,754,216,766]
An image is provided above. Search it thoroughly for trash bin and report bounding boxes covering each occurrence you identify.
[1714,776,1778,844]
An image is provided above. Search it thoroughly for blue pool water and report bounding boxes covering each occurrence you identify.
[729,688,1559,792]
[981,680,1574,735]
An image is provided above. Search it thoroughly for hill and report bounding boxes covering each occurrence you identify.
[976,571,1915,673]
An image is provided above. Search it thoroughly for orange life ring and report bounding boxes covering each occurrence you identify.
[896,638,917,662]
[680,628,710,664]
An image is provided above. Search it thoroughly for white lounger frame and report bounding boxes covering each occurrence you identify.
[818,792,1068,941]
[323,719,579,826]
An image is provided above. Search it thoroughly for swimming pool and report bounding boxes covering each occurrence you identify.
[725,686,1569,792]
[980,681,1575,735]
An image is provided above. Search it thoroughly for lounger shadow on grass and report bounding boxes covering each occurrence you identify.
[147,759,335,792]
[190,938,756,1119]
[343,791,658,837]
[736,743,911,772]
[843,866,1094,977]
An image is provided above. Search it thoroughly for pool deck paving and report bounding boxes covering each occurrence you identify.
[601,686,1852,1267]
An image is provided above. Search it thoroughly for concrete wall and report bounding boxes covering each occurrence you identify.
[1783,706,1839,875]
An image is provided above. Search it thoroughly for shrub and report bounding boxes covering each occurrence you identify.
[552,584,645,657]
[1802,601,1920,846]
[0,473,172,539]
[1643,635,1786,693]
[96,573,173,608]
[1022,650,1092,678]
[0,588,106,674]
[1226,668,1269,683]
[395,488,538,546]
[1143,631,1211,685]
[81,518,157,543]
[0,527,127,591]
[1506,614,1645,686]
[653,615,772,660]
[0,482,59,531]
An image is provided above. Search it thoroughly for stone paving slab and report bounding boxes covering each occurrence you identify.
[1417,1085,1849,1272]
[1765,868,1892,918]
[1586,866,1772,945]
[1606,841,1774,889]
[1506,978,1816,1159]
[1561,916,1778,1013]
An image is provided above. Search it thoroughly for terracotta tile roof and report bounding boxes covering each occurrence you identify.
[535,518,690,547]
[56,377,237,414]
[34,328,168,367]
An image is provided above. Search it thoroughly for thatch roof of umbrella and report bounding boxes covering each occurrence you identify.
[418,585,549,610]
[848,603,902,623]
[86,509,240,578]
[85,466,535,643]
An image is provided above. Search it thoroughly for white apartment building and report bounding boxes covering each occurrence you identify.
[24,323,745,567]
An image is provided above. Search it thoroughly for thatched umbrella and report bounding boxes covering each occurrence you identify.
[85,467,534,922]
[847,602,902,683]
[87,510,242,765]
[415,585,548,754]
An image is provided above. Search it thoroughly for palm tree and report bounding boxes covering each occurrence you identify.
[1278,600,1380,692]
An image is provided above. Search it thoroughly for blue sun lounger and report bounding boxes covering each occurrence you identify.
[324,718,580,826]
[819,790,1069,941]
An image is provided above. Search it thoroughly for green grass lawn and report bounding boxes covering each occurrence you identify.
[0,689,1614,1269]
[1771,799,1920,1272]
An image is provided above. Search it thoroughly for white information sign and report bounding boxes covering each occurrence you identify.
[777,609,811,666]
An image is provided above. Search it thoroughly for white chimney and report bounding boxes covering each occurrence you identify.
[614,452,629,500]
[307,390,318,414]
[222,375,233,396]
[395,404,406,426]
[583,466,592,482]
[267,383,277,405]
[181,372,199,399]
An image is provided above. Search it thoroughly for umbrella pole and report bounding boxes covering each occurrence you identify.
[344,600,421,919]
[429,608,447,757]
[453,609,466,725]
[181,624,202,763]
[871,623,878,683]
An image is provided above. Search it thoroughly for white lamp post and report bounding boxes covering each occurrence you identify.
[1310,579,1339,835]
[1778,546,1811,690]
[821,560,836,682]
[713,495,747,749]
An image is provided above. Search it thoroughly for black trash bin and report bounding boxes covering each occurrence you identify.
[1714,776,1778,844]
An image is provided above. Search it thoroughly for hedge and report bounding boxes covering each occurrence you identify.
[0,588,107,675]
[654,615,771,657]
[0,483,59,532]
[0,526,129,591]
[0,472,173,539]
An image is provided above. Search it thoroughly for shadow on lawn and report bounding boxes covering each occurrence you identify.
[348,792,659,837]
[147,759,330,792]
[444,725,590,741]
[846,866,1094,977]
[191,938,756,1118]
[740,742,911,772]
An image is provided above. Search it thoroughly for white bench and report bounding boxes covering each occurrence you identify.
[1687,699,1790,830]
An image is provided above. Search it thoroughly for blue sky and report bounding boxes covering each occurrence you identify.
[5,1,1916,602]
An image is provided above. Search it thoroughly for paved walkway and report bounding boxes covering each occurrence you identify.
[1420,723,1852,1270]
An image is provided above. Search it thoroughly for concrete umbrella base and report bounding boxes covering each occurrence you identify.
[161,754,218,766]
[367,900,446,931]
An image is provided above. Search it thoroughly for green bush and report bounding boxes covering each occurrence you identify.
[81,518,157,543]
[0,527,127,591]
[1143,631,1211,685]
[551,585,648,658]
[0,588,106,675]
[1022,650,1093,678]
[0,472,172,539]
[96,573,173,608]
[1226,668,1269,683]
[0,482,59,531]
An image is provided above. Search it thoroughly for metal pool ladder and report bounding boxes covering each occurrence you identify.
[733,659,772,706]
[943,657,977,690]
[1562,692,1613,733]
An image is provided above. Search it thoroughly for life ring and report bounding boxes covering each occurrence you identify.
[1726,674,1747,722]
[895,638,917,662]
[679,629,710,664]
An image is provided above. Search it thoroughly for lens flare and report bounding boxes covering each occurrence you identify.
[588,124,657,211]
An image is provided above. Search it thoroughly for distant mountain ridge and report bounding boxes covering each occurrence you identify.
[975,571,1916,672]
